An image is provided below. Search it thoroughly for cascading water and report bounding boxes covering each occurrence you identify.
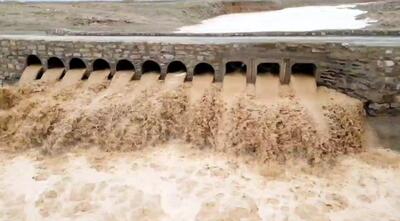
[0,69,399,220]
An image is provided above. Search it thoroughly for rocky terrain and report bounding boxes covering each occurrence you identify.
[358,0,400,30]
[0,0,396,34]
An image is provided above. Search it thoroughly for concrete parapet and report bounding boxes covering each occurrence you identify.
[0,35,399,115]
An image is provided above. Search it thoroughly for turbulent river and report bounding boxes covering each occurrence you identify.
[0,70,399,220]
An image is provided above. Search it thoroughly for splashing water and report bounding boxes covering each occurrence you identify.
[0,69,399,220]
[2,71,365,159]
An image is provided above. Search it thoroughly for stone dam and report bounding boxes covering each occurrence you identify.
[0,34,399,115]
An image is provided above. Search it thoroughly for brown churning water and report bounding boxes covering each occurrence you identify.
[1,68,365,162]
[18,65,43,84]
[1,67,400,221]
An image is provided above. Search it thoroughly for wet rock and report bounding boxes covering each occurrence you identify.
[367,102,391,116]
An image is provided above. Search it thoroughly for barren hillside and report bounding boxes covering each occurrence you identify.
[0,0,396,34]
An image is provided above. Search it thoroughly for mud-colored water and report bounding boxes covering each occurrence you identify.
[18,65,43,85]
[88,70,111,85]
[253,74,280,103]
[41,68,65,83]
[110,70,134,89]
[0,145,399,221]
[0,70,367,159]
[61,69,87,86]
[0,69,399,220]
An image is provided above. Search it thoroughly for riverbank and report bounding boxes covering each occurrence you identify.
[0,0,397,34]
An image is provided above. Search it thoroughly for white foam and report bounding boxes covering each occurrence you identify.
[176,4,375,33]
[1,146,400,220]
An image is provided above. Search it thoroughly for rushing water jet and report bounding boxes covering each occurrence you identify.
[0,61,398,221]
[1,66,365,162]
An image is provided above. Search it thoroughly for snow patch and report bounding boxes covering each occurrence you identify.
[176,4,375,33]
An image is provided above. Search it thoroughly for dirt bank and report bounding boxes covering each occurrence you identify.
[357,0,400,30]
[0,0,394,34]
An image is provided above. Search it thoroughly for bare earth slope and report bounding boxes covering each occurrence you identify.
[0,0,395,34]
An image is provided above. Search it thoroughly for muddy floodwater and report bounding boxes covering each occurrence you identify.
[0,70,399,220]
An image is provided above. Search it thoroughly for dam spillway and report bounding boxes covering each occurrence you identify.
[1,33,400,221]
[0,33,399,115]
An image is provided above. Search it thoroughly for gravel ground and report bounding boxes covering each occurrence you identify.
[0,0,395,34]
[357,0,400,30]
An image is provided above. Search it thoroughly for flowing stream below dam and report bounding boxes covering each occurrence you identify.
[0,69,399,220]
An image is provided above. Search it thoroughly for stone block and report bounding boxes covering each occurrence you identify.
[163,54,174,60]
[385,60,395,67]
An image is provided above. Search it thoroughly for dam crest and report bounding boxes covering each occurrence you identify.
[0,33,399,115]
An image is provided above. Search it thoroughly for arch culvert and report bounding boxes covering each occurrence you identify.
[69,58,87,70]
[257,63,280,75]
[162,61,187,80]
[142,60,161,74]
[47,57,65,69]
[93,59,111,71]
[225,61,247,74]
[26,55,42,66]
[167,61,187,74]
[116,59,135,71]
[68,58,88,80]
[291,63,317,76]
[45,57,65,81]
[193,63,215,76]
[92,59,113,80]
[190,62,216,82]
[24,55,44,80]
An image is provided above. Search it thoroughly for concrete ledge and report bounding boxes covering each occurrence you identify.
[1,33,399,116]
[47,29,400,37]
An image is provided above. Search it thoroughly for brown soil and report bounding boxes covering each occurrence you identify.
[357,0,400,30]
[0,0,394,34]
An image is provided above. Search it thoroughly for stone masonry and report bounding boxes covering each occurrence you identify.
[0,36,399,115]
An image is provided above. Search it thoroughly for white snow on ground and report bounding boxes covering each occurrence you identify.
[0,0,122,2]
[176,4,376,33]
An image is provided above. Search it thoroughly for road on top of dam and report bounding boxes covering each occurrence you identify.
[1,35,400,47]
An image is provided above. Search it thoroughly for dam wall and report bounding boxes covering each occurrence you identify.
[0,36,399,115]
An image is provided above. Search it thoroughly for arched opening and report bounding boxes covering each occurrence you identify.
[45,57,65,81]
[92,59,111,71]
[225,61,247,75]
[167,61,187,74]
[116,59,135,71]
[69,58,86,70]
[291,63,316,76]
[26,55,42,66]
[47,57,64,69]
[257,63,280,75]
[92,59,112,80]
[24,55,44,80]
[290,63,318,89]
[193,63,215,75]
[142,60,161,74]
[69,58,88,80]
